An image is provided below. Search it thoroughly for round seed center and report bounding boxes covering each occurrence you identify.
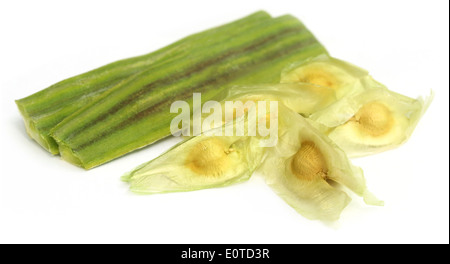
[353,102,394,137]
[291,141,328,181]
[186,138,231,177]
[300,72,336,89]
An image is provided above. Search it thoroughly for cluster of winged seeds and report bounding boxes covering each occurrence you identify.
[122,55,432,221]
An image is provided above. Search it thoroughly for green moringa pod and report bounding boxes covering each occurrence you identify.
[260,104,382,221]
[310,78,433,157]
[50,14,328,169]
[15,11,274,154]
[122,113,265,194]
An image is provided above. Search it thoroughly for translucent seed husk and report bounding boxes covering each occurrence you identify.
[259,103,382,221]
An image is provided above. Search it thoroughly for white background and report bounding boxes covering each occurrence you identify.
[0,0,448,244]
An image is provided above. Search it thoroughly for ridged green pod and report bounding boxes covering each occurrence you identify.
[15,11,274,154]
[50,14,328,169]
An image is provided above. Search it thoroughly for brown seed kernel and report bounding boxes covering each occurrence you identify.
[291,141,328,181]
[288,66,339,90]
[185,138,231,177]
[300,73,335,88]
[352,102,394,137]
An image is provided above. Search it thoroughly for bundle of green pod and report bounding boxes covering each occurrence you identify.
[16,11,328,169]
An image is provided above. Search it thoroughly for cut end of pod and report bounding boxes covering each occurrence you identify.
[58,143,85,168]
[15,100,59,155]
